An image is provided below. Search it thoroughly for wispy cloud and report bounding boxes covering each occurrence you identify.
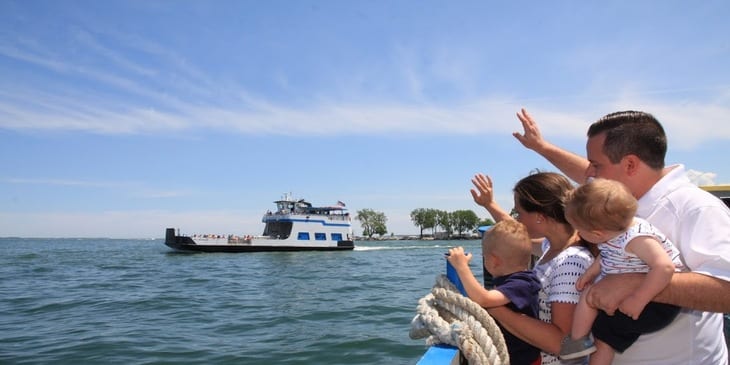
[1,177,131,188]
[609,95,730,149]
[4,88,729,149]
[0,209,264,238]
[0,31,204,114]
[0,177,191,199]
[71,27,158,78]
[1,21,729,148]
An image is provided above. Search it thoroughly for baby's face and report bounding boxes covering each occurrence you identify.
[566,216,605,244]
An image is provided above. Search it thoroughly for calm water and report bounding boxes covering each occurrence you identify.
[0,238,483,364]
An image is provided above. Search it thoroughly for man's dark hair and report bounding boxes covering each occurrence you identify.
[587,111,667,170]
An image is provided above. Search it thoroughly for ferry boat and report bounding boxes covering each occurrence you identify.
[164,194,355,252]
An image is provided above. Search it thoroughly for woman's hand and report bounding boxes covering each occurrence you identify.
[470,173,495,208]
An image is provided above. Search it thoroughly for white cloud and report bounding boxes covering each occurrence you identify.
[1,177,131,188]
[0,210,264,239]
[72,27,158,78]
[3,91,729,149]
[1,177,192,200]
[610,94,730,149]
[686,169,717,186]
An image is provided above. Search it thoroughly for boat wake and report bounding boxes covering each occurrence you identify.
[354,244,452,251]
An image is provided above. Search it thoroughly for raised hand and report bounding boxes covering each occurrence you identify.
[512,108,546,151]
[470,173,495,208]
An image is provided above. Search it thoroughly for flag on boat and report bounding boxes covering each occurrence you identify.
[336,200,346,207]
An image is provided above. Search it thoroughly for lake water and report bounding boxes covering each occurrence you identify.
[0,238,483,364]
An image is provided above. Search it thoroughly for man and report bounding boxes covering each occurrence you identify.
[512,108,730,364]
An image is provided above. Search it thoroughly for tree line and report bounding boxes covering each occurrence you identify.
[355,208,495,239]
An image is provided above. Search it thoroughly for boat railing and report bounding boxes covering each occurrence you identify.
[189,234,261,245]
[223,234,291,244]
[263,212,351,222]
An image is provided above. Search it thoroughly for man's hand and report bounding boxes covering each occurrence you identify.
[619,293,649,320]
[585,274,643,315]
[512,108,546,151]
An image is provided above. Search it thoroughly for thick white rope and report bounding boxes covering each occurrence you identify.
[410,274,510,365]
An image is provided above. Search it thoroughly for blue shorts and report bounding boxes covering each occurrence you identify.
[592,302,681,352]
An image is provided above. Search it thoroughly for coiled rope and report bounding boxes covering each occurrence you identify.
[410,274,510,365]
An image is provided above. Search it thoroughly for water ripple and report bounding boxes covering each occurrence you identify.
[0,238,481,364]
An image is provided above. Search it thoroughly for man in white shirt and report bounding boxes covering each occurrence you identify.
[512,108,730,364]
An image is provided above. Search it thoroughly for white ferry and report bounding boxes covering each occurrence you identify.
[164,194,355,252]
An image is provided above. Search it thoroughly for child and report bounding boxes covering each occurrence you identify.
[447,220,541,365]
[559,178,685,364]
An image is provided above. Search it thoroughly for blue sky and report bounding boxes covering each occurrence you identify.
[1,1,729,238]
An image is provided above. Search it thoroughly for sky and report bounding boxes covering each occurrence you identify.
[1,1,729,238]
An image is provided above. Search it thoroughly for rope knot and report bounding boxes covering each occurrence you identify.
[410,274,510,365]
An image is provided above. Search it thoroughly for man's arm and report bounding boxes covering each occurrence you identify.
[657,272,730,312]
[586,271,730,314]
[513,108,590,183]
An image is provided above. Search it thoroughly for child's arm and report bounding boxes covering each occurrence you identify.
[446,247,511,308]
[619,236,676,319]
[576,258,601,291]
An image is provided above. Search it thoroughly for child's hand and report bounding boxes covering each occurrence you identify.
[618,294,648,320]
[575,271,597,291]
[446,246,472,268]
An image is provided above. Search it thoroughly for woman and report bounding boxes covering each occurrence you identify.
[457,171,594,365]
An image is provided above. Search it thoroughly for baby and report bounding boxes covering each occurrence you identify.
[560,178,684,364]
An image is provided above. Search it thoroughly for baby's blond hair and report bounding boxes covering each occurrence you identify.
[565,178,637,231]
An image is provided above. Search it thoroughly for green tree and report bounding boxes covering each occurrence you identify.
[356,209,388,238]
[436,210,453,239]
[410,208,437,238]
[451,210,480,236]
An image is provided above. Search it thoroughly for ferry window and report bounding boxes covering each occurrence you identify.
[297,232,310,240]
[331,233,343,241]
[314,233,326,241]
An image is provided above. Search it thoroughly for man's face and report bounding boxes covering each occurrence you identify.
[585,133,625,183]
